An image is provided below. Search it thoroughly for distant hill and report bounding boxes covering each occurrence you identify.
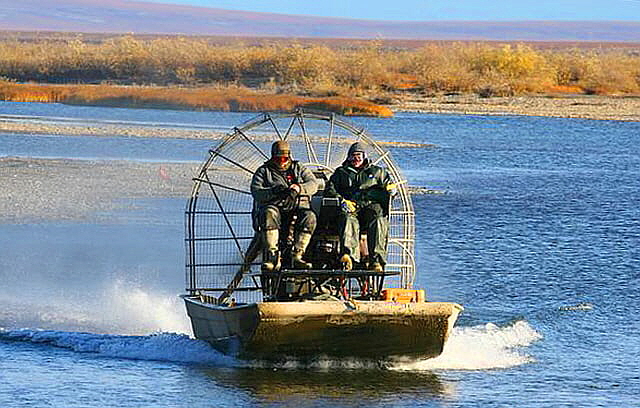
[1,0,639,42]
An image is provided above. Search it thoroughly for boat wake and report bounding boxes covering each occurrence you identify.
[0,279,240,366]
[390,320,542,371]
[0,328,240,366]
[1,276,541,372]
[246,320,542,371]
[0,280,191,336]
[0,320,541,371]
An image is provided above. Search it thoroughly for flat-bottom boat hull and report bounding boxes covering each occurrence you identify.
[183,296,463,360]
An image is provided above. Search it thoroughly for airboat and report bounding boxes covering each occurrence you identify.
[182,110,462,360]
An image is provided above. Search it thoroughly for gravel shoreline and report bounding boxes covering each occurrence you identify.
[0,155,440,223]
[1,95,638,142]
[389,94,640,122]
[0,120,227,140]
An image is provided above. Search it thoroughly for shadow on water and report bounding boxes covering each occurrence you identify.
[198,366,453,404]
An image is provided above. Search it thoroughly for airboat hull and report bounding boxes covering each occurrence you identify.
[182,295,463,360]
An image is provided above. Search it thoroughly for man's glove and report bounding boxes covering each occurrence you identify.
[386,182,398,196]
[279,188,299,212]
[272,185,288,196]
[287,187,299,201]
[341,199,357,213]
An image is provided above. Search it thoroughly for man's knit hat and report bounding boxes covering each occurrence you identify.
[347,142,366,157]
[271,140,291,158]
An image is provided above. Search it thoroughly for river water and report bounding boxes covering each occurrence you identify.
[0,102,638,407]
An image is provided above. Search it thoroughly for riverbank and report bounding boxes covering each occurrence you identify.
[0,82,393,118]
[3,82,639,122]
[388,93,640,122]
[0,94,637,149]
[0,116,430,147]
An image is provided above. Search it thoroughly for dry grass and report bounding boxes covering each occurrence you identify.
[0,35,638,112]
[0,81,393,117]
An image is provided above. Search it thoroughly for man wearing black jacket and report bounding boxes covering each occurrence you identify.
[325,142,392,272]
[251,141,318,271]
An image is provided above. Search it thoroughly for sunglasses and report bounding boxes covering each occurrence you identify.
[274,156,290,165]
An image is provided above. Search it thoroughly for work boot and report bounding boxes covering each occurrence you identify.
[261,229,281,272]
[339,254,353,271]
[291,232,313,269]
[262,249,281,272]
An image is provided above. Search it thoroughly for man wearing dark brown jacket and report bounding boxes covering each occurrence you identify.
[251,141,318,271]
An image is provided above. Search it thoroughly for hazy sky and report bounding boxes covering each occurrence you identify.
[138,0,640,21]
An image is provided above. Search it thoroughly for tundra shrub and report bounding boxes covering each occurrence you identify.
[0,36,639,96]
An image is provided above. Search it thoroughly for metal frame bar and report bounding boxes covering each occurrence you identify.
[192,178,251,195]
[185,236,254,242]
[206,175,245,258]
[186,211,251,215]
[325,113,335,168]
[266,113,284,140]
[186,195,198,293]
[187,262,259,267]
[208,149,255,175]
[283,115,297,140]
[296,110,320,165]
[235,127,269,160]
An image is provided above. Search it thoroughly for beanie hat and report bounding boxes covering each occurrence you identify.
[271,140,291,158]
[348,142,366,157]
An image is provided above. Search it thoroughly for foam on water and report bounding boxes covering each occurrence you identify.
[391,320,542,371]
[0,328,241,366]
[0,280,191,336]
[101,280,192,335]
[559,302,593,311]
[0,320,541,371]
[245,320,542,371]
[1,276,541,372]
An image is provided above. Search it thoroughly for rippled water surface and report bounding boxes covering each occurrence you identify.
[1,102,639,407]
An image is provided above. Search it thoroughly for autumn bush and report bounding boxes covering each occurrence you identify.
[546,49,640,94]
[408,44,475,92]
[0,36,639,96]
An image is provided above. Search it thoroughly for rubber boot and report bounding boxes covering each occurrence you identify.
[291,232,313,269]
[261,229,281,272]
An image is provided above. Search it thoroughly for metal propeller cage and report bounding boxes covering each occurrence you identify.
[185,110,415,303]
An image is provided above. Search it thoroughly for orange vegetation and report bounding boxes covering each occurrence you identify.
[385,73,421,91]
[545,85,584,94]
[0,82,393,117]
[1,36,639,100]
